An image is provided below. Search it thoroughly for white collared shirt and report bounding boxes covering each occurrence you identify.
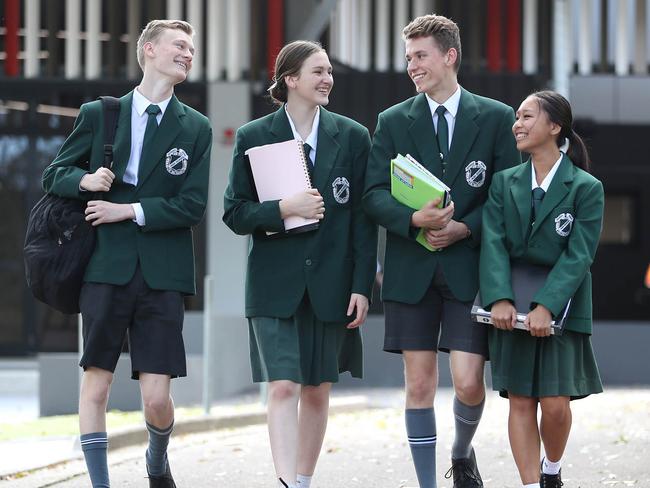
[531,153,563,192]
[425,85,461,150]
[285,105,320,164]
[125,88,172,225]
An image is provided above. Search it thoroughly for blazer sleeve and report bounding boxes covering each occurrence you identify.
[350,126,378,299]
[479,171,514,308]
[362,112,418,239]
[533,179,604,315]
[460,106,520,247]
[42,103,96,199]
[139,121,212,231]
[222,127,285,235]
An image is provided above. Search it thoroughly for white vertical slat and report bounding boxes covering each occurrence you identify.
[634,0,647,73]
[329,2,339,61]
[85,0,101,79]
[167,0,183,19]
[375,0,390,71]
[226,0,241,81]
[25,0,40,78]
[239,0,250,74]
[127,0,141,79]
[615,0,629,75]
[187,0,203,80]
[207,0,225,81]
[65,0,82,78]
[552,0,570,97]
[393,0,408,71]
[358,0,371,71]
[413,0,433,17]
[337,0,351,64]
[578,0,592,74]
[347,0,360,67]
[523,0,538,74]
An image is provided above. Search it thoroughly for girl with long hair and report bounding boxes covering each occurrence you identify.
[223,41,376,488]
[480,90,604,488]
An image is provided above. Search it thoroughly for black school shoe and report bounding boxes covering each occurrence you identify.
[147,463,177,488]
[540,469,564,487]
[444,447,484,487]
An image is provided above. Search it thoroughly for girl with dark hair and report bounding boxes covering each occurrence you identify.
[223,41,376,488]
[479,90,604,488]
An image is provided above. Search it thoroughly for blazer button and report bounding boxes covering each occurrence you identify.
[305,259,312,266]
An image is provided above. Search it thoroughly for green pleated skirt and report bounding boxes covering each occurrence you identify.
[248,295,363,386]
[488,328,603,400]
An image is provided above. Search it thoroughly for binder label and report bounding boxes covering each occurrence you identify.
[332,176,350,204]
[392,165,414,189]
[555,212,574,236]
[465,160,486,188]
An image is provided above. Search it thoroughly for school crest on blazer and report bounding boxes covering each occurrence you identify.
[465,160,487,188]
[555,212,574,236]
[332,176,350,204]
[165,147,189,175]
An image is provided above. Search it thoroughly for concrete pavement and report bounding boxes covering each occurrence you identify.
[3,387,649,487]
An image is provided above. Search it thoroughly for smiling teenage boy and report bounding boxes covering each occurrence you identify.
[363,14,520,488]
[42,20,212,488]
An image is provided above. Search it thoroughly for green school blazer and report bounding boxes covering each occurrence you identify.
[480,155,604,335]
[222,106,377,322]
[42,91,213,295]
[363,88,520,303]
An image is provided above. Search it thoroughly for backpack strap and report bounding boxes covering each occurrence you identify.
[98,96,121,169]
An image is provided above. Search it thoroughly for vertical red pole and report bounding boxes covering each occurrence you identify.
[267,0,284,79]
[487,0,502,73]
[506,0,521,72]
[5,0,20,77]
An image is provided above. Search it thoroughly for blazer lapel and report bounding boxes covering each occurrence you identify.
[269,106,295,142]
[445,88,480,186]
[529,154,574,239]
[407,94,443,177]
[312,108,340,190]
[510,159,533,239]
[112,91,133,180]
[137,95,185,188]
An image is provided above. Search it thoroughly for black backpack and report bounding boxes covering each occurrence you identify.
[24,96,121,314]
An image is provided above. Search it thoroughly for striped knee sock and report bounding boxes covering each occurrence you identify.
[80,432,109,488]
[145,421,173,476]
[406,408,437,488]
[452,396,484,460]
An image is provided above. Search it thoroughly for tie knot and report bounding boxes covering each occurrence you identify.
[146,104,161,116]
[303,142,312,155]
[436,105,446,117]
[532,187,545,200]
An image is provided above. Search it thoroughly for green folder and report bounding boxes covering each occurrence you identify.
[390,153,451,251]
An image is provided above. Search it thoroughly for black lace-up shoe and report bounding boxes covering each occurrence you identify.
[540,469,563,488]
[444,447,484,487]
[148,463,177,488]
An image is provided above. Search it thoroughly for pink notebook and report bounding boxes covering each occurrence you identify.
[245,139,319,234]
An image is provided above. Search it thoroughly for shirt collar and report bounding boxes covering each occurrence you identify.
[285,105,320,150]
[426,85,461,119]
[133,88,172,117]
[531,153,563,192]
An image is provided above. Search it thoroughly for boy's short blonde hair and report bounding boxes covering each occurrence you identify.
[136,19,194,71]
[402,15,462,72]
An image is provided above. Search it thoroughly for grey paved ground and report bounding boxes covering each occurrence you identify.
[3,388,649,488]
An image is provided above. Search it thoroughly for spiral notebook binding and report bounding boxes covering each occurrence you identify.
[298,140,313,188]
